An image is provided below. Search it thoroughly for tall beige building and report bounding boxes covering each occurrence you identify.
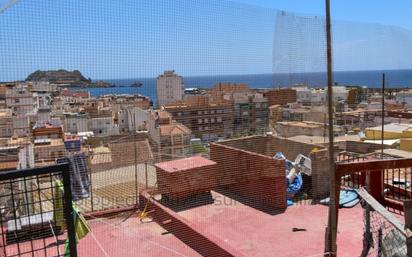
[156,70,184,107]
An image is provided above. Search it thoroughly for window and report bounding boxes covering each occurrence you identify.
[15,99,20,103]
[198,119,202,124]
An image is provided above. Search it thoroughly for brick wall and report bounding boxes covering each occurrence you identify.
[218,135,330,200]
[210,142,286,211]
[155,157,218,201]
[217,136,267,155]
[264,89,297,106]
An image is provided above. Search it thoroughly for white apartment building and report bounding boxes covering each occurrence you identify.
[293,86,312,105]
[333,86,349,102]
[293,86,348,105]
[6,86,38,116]
[88,116,119,136]
[156,70,184,107]
[396,90,412,108]
[118,107,149,133]
[31,81,58,94]
[64,113,89,133]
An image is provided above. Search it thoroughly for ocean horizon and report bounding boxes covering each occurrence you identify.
[88,69,412,103]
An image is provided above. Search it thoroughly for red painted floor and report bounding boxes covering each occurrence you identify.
[77,215,202,257]
[5,192,398,257]
[3,215,201,257]
[176,191,365,257]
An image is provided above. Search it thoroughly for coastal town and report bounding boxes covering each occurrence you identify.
[2,0,412,255]
[2,67,412,256]
[2,69,412,171]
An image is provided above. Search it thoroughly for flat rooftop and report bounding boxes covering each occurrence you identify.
[78,215,202,257]
[4,214,201,257]
[4,187,404,257]
[176,191,363,257]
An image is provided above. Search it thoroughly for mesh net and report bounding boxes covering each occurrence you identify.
[1,0,412,256]
[360,198,407,257]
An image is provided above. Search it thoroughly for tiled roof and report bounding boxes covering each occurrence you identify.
[159,123,191,136]
[0,161,18,171]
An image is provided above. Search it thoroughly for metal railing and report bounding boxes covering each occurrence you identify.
[0,163,77,257]
[336,156,412,211]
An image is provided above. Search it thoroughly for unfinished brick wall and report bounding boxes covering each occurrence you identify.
[218,135,330,200]
[210,143,286,211]
[265,136,323,160]
[217,136,267,156]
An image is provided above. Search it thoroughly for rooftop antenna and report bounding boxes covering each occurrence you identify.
[325,0,338,256]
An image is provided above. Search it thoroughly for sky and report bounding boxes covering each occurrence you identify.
[0,0,412,81]
[233,0,412,30]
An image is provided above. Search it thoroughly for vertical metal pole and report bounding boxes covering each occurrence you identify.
[62,163,78,257]
[325,0,337,256]
[134,114,139,208]
[404,200,412,256]
[381,73,385,159]
[87,155,94,212]
[145,161,148,189]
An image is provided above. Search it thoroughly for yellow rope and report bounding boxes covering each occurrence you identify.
[137,183,158,220]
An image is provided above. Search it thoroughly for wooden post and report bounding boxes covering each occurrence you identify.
[403,200,412,256]
[325,0,337,255]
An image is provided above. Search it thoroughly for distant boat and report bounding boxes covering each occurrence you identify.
[131,81,143,87]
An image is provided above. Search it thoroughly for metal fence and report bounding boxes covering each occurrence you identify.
[0,163,77,257]
[337,151,412,205]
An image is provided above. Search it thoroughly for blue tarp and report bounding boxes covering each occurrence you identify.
[274,152,303,206]
[320,189,359,208]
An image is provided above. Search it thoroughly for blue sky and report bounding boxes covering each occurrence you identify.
[1,0,412,81]
[233,0,412,30]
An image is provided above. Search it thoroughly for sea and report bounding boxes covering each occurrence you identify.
[87,69,412,104]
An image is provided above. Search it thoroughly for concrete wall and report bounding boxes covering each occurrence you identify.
[345,141,391,154]
[400,138,412,151]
